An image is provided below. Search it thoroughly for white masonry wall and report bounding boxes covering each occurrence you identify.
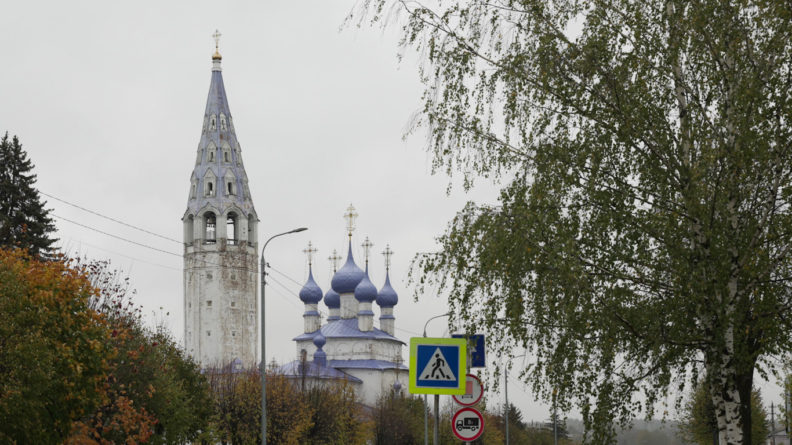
[184,240,258,368]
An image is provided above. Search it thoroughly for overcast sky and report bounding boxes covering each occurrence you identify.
[2,0,784,424]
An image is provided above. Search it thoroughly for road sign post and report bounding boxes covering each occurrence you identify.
[409,337,467,395]
[451,334,486,368]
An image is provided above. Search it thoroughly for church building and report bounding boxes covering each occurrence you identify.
[277,206,407,406]
[182,34,259,367]
[181,36,406,406]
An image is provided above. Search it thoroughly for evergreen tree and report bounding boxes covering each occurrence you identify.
[0,133,56,257]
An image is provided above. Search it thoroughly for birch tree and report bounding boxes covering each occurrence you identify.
[356,0,792,443]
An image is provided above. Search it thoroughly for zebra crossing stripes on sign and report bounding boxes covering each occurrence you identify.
[409,337,467,395]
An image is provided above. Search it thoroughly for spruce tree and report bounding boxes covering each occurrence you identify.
[0,133,56,257]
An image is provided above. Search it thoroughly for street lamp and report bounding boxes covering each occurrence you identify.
[504,355,527,445]
[260,227,307,445]
[423,312,450,445]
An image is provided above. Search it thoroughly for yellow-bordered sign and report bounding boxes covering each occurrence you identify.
[409,337,467,395]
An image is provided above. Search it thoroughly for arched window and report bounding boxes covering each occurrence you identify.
[209,115,216,131]
[227,212,237,245]
[205,212,216,243]
[205,181,214,196]
[184,215,194,243]
[220,114,227,131]
[224,151,230,162]
[208,150,215,162]
[227,181,234,195]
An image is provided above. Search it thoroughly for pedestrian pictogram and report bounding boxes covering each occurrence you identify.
[409,337,466,395]
[452,407,485,441]
[419,348,456,380]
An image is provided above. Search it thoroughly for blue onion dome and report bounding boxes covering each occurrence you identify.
[313,331,326,349]
[324,287,340,309]
[299,268,323,304]
[354,267,378,303]
[331,242,365,294]
[376,272,399,307]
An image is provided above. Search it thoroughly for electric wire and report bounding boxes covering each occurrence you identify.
[54,214,183,257]
[43,191,182,244]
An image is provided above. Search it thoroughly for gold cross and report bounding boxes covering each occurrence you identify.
[328,249,342,272]
[303,241,318,266]
[344,204,358,237]
[362,237,374,265]
[212,30,221,51]
[382,245,394,270]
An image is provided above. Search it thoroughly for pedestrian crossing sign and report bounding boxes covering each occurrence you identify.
[409,337,467,395]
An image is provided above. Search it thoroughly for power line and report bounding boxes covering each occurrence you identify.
[54,213,182,257]
[43,191,182,244]
[269,265,304,288]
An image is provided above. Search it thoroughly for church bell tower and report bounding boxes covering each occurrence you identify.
[183,32,259,367]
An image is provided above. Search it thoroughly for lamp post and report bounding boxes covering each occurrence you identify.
[423,312,450,445]
[504,354,526,445]
[260,227,307,445]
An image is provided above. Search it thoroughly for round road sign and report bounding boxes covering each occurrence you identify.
[452,407,485,441]
[452,374,483,407]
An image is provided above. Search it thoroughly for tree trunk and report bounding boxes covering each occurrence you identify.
[709,324,745,445]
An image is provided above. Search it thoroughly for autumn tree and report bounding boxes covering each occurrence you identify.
[205,367,315,445]
[300,381,370,445]
[373,391,427,445]
[0,133,56,257]
[0,249,110,443]
[68,260,213,444]
[357,0,792,443]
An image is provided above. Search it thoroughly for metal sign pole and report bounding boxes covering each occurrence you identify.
[434,394,440,444]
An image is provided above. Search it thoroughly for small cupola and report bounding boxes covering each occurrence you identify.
[356,237,377,332]
[313,332,327,367]
[324,248,342,321]
[377,245,398,336]
[300,242,322,333]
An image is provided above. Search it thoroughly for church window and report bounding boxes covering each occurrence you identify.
[207,331,211,336]
[231,331,236,337]
[185,215,194,244]
[190,184,196,198]
[231,301,236,307]
[220,114,227,131]
[209,150,215,162]
[226,213,237,244]
[224,151,230,162]
[227,181,234,195]
[205,213,216,243]
[207,300,212,307]
[209,115,216,131]
[205,181,214,196]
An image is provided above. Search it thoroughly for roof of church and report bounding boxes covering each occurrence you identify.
[354,266,378,303]
[376,270,398,307]
[331,242,365,294]
[184,52,256,219]
[329,359,408,371]
[276,361,363,383]
[292,318,405,344]
[299,267,323,304]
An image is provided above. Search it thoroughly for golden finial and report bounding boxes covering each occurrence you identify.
[212,29,222,60]
[344,204,358,239]
[382,245,394,271]
[328,249,342,273]
[362,237,374,266]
